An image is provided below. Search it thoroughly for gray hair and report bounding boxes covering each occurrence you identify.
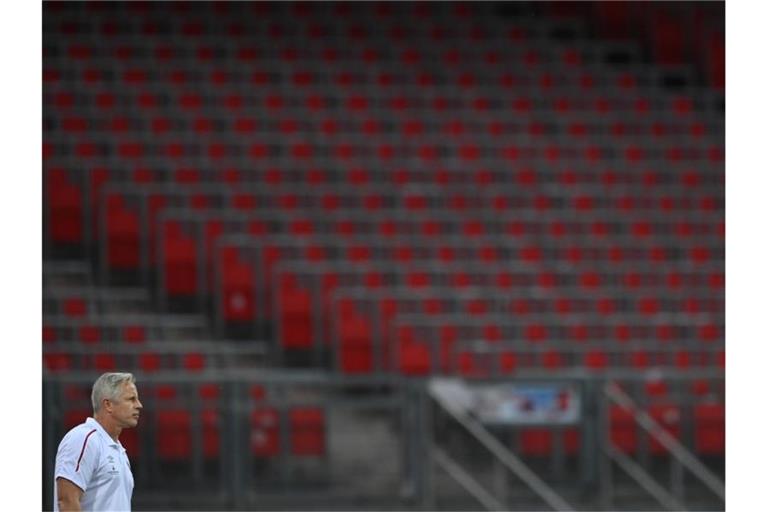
[91,372,136,413]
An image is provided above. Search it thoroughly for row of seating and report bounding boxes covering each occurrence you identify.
[43,334,724,377]
[154,207,722,235]
[395,330,723,377]
[43,64,704,87]
[45,29,561,46]
[42,338,270,374]
[43,286,150,316]
[44,138,725,161]
[39,20,605,48]
[43,314,208,344]
[44,349,723,379]
[45,351,207,374]
[41,0,509,16]
[45,90,717,120]
[44,43,645,62]
[42,66,709,91]
[48,70,685,97]
[43,6,561,27]
[46,164,724,192]
[52,81,687,110]
[44,119,723,143]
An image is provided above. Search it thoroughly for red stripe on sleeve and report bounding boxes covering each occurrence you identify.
[76,429,97,472]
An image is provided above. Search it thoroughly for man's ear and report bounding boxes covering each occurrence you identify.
[102,398,112,413]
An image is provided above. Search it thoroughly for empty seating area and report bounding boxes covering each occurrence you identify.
[43,1,724,495]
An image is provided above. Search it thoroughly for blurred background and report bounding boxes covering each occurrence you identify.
[42,1,724,510]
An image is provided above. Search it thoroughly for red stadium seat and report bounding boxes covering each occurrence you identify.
[585,350,608,370]
[122,326,146,344]
[44,353,72,372]
[156,410,192,461]
[339,315,374,374]
[161,222,198,298]
[542,350,565,370]
[645,379,669,397]
[201,409,220,459]
[694,403,725,455]
[88,167,110,238]
[220,249,256,321]
[92,353,116,371]
[120,425,139,458]
[456,352,487,378]
[279,286,313,349]
[139,352,161,373]
[610,406,637,454]
[78,325,101,344]
[64,408,92,430]
[183,353,206,372]
[63,298,88,317]
[651,11,686,65]
[105,194,140,271]
[648,404,682,455]
[519,428,553,457]
[396,326,431,375]
[47,172,83,245]
[289,407,326,456]
[43,325,57,344]
[691,380,711,396]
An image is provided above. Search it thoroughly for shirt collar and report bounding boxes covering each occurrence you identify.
[85,417,120,447]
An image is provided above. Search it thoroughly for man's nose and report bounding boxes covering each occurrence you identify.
[136,400,143,410]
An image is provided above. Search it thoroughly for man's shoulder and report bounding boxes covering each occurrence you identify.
[58,421,100,451]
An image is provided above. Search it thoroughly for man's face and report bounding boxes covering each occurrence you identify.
[108,382,143,429]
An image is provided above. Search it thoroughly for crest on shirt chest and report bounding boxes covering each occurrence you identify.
[106,455,119,475]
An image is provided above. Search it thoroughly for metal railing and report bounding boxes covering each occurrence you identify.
[602,381,725,506]
[428,378,575,511]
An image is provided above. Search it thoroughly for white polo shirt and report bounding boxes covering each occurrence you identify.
[53,417,134,511]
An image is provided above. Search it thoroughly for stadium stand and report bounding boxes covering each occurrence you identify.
[43,2,723,510]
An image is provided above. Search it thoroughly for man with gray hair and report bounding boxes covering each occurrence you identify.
[53,372,143,511]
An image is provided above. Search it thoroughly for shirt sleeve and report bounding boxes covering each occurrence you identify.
[54,430,99,493]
